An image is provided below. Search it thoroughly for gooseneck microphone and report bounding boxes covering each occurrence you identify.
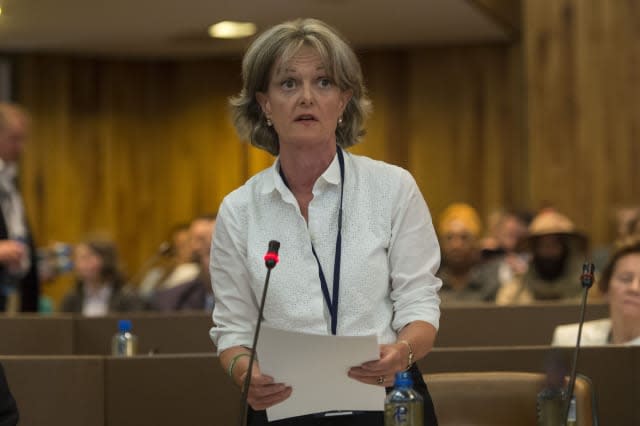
[239,240,280,426]
[564,262,596,423]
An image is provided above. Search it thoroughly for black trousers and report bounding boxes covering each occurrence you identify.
[248,364,438,426]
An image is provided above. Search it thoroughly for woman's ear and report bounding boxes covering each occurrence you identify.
[256,92,271,117]
[339,89,353,114]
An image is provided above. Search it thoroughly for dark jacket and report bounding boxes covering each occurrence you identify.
[0,363,18,426]
[60,283,145,313]
[0,213,39,312]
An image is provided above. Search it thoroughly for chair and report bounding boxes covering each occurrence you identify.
[424,371,598,426]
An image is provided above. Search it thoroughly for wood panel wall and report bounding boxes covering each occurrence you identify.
[525,0,640,246]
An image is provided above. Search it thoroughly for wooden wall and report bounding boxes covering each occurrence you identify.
[525,0,640,245]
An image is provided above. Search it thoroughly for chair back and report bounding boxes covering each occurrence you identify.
[424,371,597,426]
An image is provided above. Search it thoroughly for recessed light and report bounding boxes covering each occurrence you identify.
[208,21,257,39]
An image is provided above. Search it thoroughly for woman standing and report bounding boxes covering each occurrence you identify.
[210,18,441,425]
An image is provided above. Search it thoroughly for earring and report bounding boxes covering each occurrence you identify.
[266,117,272,127]
[338,116,343,125]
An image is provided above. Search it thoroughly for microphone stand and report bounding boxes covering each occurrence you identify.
[238,241,280,426]
[563,262,595,423]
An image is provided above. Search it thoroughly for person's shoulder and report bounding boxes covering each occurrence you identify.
[347,152,415,187]
[218,166,276,218]
[552,318,610,346]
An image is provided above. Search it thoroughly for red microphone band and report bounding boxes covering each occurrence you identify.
[264,252,279,265]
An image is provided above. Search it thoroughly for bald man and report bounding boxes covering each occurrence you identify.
[0,103,39,312]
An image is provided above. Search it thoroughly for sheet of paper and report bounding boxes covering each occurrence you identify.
[258,325,385,421]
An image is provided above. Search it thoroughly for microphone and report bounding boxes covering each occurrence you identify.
[563,262,595,423]
[239,240,281,426]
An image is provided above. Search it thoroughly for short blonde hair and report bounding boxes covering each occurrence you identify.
[230,18,372,156]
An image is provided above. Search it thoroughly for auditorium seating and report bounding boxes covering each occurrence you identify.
[1,346,637,425]
[0,303,634,425]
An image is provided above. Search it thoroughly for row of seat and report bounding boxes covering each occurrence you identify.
[0,302,609,355]
[2,345,637,426]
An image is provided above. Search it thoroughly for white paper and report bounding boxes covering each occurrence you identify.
[257,325,385,421]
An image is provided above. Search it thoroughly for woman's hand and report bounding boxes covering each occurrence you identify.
[240,364,292,411]
[347,342,409,387]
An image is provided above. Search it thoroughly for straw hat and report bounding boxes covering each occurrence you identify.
[526,210,588,249]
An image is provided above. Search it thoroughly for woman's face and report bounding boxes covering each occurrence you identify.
[607,253,640,319]
[256,45,351,150]
[73,244,103,283]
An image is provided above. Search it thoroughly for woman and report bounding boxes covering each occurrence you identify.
[210,18,441,425]
[552,235,640,346]
[60,236,143,315]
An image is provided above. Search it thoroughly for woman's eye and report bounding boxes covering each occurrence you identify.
[615,274,634,284]
[281,79,296,89]
[318,78,332,88]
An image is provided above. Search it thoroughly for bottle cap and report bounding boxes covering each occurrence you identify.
[394,371,413,388]
[118,319,132,333]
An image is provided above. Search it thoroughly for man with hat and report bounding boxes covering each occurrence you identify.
[436,203,499,304]
[496,209,587,304]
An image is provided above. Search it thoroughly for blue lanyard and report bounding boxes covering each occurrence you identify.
[279,147,345,335]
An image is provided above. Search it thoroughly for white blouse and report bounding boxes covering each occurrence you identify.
[209,149,441,354]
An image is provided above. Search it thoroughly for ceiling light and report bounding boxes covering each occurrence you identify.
[208,21,257,39]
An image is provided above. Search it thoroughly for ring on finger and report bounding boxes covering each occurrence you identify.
[377,376,385,385]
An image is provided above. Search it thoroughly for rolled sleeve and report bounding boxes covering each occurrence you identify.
[388,171,442,332]
[209,199,258,355]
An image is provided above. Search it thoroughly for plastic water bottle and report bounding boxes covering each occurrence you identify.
[111,319,138,356]
[384,371,423,426]
[536,383,567,426]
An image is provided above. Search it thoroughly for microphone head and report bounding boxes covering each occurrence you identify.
[268,240,280,254]
[264,240,280,269]
[580,262,595,288]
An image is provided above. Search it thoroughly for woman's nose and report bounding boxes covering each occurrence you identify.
[299,82,314,105]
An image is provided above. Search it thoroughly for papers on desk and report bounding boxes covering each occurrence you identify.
[258,325,385,421]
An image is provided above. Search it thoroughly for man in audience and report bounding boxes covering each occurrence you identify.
[496,209,587,304]
[0,103,39,312]
[150,214,216,311]
[436,203,498,304]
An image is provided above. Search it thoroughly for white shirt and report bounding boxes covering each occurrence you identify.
[552,318,640,346]
[210,150,441,354]
[82,284,113,317]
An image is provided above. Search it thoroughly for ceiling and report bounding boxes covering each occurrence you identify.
[0,0,511,58]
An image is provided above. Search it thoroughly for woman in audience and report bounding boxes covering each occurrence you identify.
[210,18,441,425]
[60,236,143,315]
[552,235,640,346]
[137,223,200,302]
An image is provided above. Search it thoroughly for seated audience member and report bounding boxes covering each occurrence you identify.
[60,236,143,315]
[137,223,200,302]
[150,214,216,312]
[436,203,498,304]
[592,205,640,271]
[480,209,532,260]
[496,209,587,304]
[474,209,532,298]
[552,235,640,346]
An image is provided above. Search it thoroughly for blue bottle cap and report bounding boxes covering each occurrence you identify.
[118,319,132,333]
[395,371,413,388]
